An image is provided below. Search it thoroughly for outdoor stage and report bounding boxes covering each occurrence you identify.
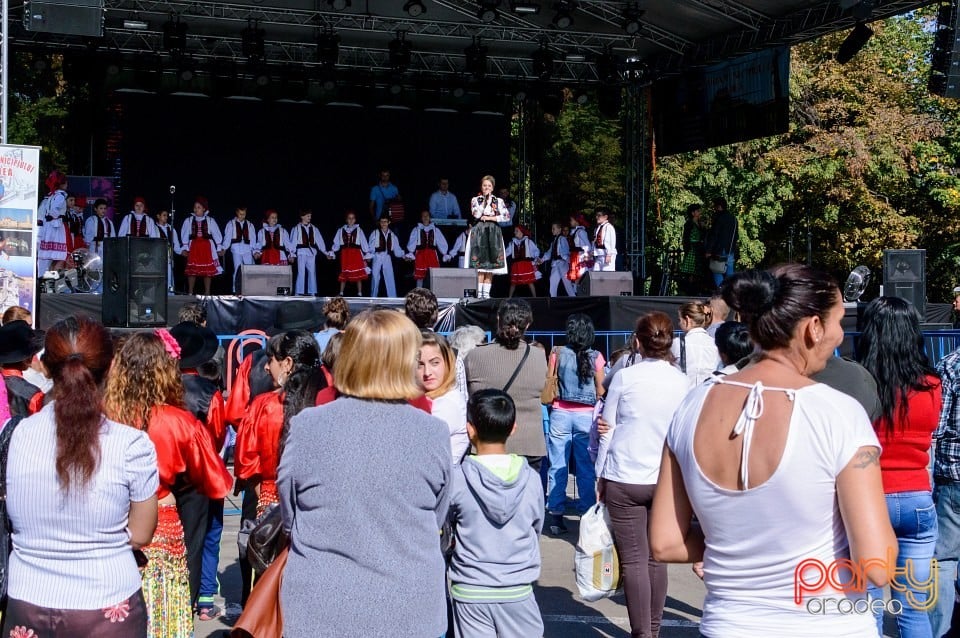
[35,293,933,335]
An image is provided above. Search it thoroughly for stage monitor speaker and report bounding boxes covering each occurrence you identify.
[102,237,168,328]
[577,271,633,297]
[24,0,104,36]
[240,265,293,296]
[429,268,477,298]
[883,249,926,320]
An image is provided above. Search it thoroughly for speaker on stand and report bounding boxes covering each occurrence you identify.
[882,249,926,320]
[102,237,168,327]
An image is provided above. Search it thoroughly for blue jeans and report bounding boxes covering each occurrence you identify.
[711,253,734,287]
[868,491,937,638]
[198,498,225,604]
[546,408,596,515]
[932,482,960,638]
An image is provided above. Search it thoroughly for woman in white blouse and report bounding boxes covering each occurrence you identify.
[596,311,691,638]
[419,332,468,464]
[4,316,158,637]
[671,300,720,385]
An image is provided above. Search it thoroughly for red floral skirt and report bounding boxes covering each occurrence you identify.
[260,247,287,266]
[185,239,221,277]
[338,246,368,282]
[414,248,440,280]
[510,260,538,285]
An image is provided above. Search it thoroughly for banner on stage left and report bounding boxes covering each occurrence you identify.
[0,144,42,323]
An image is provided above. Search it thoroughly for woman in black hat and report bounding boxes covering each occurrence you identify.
[0,320,45,418]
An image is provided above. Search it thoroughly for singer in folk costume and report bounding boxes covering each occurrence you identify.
[464,175,511,299]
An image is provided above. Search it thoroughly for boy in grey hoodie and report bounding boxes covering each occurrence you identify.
[448,389,544,637]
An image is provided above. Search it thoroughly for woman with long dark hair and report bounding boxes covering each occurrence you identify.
[544,313,605,534]
[235,330,321,517]
[4,317,158,638]
[858,297,940,638]
[596,311,690,638]
[104,331,233,638]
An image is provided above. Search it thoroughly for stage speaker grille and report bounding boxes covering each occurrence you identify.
[882,249,926,320]
[102,237,168,328]
[24,0,104,36]
[240,265,293,296]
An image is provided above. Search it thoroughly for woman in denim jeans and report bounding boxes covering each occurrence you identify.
[544,313,605,534]
[859,297,942,638]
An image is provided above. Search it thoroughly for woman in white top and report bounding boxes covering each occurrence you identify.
[671,300,720,385]
[4,316,158,638]
[595,311,690,638]
[420,332,468,464]
[650,265,897,638]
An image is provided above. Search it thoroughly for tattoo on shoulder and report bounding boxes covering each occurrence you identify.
[853,448,880,469]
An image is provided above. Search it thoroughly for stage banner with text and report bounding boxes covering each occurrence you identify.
[0,144,41,322]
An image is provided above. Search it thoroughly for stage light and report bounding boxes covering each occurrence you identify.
[575,89,588,105]
[242,22,266,61]
[326,0,351,9]
[162,17,187,53]
[531,45,554,80]
[835,22,873,64]
[124,18,148,30]
[511,1,540,14]
[552,1,576,29]
[403,0,426,17]
[622,3,644,35]
[464,38,488,78]
[452,85,466,98]
[178,58,195,82]
[478,1,499,23]
[565,52,585,62]
[389,33,413,72]
[317,28,340,67]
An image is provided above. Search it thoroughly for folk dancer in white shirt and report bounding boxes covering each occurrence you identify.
[592,207,618,272]
[332,210,371,296]
[406,210,449,288]
[37,171,69,275]
[82,198,116,263]
[154,209,182,293]
[505,225,540,298]
[257,210,291,266]
[368,215,405,298]
[220,206,260,293]
[566,213,592,289]
[538,222,576,297]
[443,218,476,269]
[464,176,511,299]
[288,209,330,296]
[428,178,462,219]
[117,197,160,239]
[179,196,224,295]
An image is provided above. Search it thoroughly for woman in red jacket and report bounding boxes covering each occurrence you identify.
[105,330,233,638]
[234,330,320,517]
[858,296,941,638]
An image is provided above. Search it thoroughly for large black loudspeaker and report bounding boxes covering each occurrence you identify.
[577,271,634,296]
[929,0,960,97]
[102,238,168,328]
[883,249,926,319]
[24,0,103,36]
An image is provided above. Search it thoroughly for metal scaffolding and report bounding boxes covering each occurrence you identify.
[622,82,644,286]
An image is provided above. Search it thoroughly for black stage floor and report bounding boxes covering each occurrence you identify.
[34,293,919,335]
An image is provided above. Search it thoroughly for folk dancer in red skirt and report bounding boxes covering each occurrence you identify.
[566,213,592,289]
[118,197,160,238]
[257,209,291,266]
[506,225,540,298]
[37,171,70,275]
[179,196,224,295]
[368,215,404,297]
[104,331,232,638]
[332,209,370,296]
[64,193,87,252]
[406,209,448,288]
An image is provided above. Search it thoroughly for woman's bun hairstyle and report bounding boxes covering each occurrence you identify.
[723,270,779,318]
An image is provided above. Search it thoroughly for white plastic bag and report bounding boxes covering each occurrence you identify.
[575,502,622,601]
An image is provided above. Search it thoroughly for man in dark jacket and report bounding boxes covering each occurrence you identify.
[705,197,738,288]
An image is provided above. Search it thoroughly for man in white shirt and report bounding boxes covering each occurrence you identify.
[428,178,461,220]
[592,207,617,272]
[82,198,115,261]
[219,206,260,294]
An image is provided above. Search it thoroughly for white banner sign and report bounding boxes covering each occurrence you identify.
[0,144,41,322]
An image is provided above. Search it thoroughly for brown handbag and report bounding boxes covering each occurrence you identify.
[540,347,559,405]
[230,544,289,638]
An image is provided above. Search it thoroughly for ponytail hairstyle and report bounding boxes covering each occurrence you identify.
[43,316,114,493]
[495,299,533,350]
[104,332,184,431]
[678,300,712,330]
[271,330,322,460]
[634,311,675,363]
[564,313,596,384]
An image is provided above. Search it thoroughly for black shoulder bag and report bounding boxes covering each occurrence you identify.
[0,416,24,599]
[502,342,532,393]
